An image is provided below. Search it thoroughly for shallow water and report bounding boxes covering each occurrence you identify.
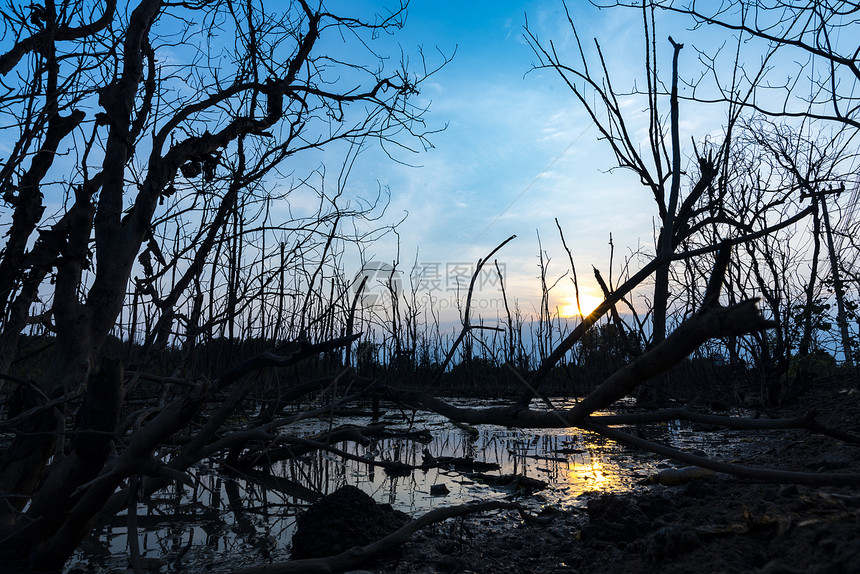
[71,397,744,571]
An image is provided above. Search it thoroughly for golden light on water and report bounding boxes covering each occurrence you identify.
[563,450,622,493]
[585,459,611,487]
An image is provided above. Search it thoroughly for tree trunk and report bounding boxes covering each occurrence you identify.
[820,194,853,365]
[652,38,684,346]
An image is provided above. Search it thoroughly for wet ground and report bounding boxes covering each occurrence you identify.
[67,372,860,573]
[69,398,669,571]
[374,373,860,573]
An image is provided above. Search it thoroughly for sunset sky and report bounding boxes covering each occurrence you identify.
[330,1,687,323]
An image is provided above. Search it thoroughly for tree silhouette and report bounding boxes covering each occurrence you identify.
[0,1,445,569]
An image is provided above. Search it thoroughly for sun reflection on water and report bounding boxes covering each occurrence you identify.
[77,398,684,571]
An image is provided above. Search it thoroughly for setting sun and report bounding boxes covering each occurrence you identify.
[560,294,605,318]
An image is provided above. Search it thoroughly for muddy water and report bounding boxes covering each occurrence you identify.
[71,398,742,571]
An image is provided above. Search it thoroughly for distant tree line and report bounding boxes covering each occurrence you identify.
[1,1,859,572]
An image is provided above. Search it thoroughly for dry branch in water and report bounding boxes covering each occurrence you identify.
[235,501,539,574]
[376,245,860,487]
[2,1,858,571]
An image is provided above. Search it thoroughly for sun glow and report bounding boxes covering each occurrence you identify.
[559,293,604,318]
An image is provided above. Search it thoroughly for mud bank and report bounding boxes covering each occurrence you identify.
[366,374,860,573]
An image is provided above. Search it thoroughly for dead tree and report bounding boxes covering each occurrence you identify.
[0,1,447,570]
[619,0,860,355]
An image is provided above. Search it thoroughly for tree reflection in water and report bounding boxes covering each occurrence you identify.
[75,398,739,571]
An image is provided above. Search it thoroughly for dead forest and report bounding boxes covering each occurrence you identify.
[1,1,860,573]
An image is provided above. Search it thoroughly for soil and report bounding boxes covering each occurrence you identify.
[291,485,409,560]
[358,370,860,573]
[63,371,860,574]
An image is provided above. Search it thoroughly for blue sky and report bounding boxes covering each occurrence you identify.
[290,0,827,331]
[327,1,667,322]
[2,1,853,349]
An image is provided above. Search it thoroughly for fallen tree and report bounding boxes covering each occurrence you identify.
[367,245,860,487]
[2,1,859,572]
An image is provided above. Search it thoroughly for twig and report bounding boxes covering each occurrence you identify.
[432,235,516,384]
[0,389,85,431]
[235,500,536,574]
[586,420,860,486]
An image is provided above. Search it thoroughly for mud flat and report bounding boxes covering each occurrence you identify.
[67,373,860,573]
[377,373,860,573]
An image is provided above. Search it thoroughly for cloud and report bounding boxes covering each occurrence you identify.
[331,2,700,323]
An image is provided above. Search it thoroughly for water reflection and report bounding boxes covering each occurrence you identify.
[73,397,725,571]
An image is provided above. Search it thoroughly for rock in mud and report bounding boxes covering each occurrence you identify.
[290,485,409,559]
[430,483,450,496]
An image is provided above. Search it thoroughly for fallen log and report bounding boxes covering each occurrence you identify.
[235,500,541,574]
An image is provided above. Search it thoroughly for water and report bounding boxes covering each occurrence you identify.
[71,397,739,571]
